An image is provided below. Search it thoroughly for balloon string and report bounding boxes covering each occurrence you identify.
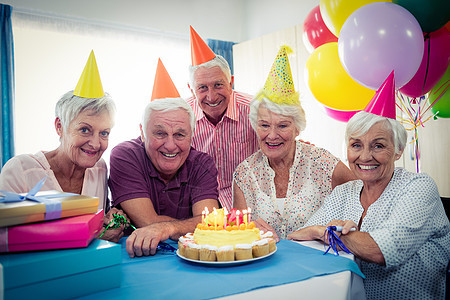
[416,96,429,127]
[396,90,443,131]
[432,79,449,95]
[397,116,415,127]
[422,81,449,116]
[414,127,420,172]
[396,93,415,122]
[421,35,431,96]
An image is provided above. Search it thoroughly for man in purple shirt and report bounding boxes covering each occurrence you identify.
[109,91,219,257]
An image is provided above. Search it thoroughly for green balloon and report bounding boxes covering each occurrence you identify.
[393,0,450,33]
[429,65,450,118]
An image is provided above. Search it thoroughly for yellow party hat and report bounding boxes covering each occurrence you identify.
[257,45,299,106]
[73,50,105,98]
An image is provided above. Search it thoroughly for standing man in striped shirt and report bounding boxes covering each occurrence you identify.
[186,26,259,211]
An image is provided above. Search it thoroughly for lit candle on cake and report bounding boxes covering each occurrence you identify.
[205,207,209,226]
[248,207,252,222]
[243,209,248,226]
[236,210,240,227]
[223,207,228,229]
[202,209,205,225]
[213,208,218,231]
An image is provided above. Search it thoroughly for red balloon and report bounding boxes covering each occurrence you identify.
[303,5,338,53]
[400,27,450,98]
[324,107,360,122]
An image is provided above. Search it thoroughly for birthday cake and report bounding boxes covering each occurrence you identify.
[178,208,276,262]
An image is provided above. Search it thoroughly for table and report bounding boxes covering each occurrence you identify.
[221,241,366,300]
[78,239,365,300]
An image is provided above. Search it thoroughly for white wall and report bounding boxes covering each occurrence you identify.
[244,0,317,41]
[2,0,247,42]
[10,12,191,161]
[2,0,318,42]
[4,0,321,158]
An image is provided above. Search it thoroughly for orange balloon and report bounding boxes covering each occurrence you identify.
[305,42,375,111]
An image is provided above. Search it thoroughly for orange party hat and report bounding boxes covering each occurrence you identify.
[257,45,299,106]
[190,26,216,66]
[73,50,105,98]
[151,58,180,102]
[363,71,396,119]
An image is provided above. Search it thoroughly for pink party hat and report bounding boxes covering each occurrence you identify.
[363,71,396,119]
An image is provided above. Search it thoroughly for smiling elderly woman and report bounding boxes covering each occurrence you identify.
[232,47,355,240]
[0,91,115,210]
[0,52,130,243]
[287,111,450,299]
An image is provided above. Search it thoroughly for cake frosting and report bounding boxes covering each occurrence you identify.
[235,243,252,250]
[260,231,274,238]
[178,208,276,262]
[193,228,261,248]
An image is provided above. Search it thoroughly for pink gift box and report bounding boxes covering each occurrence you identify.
[0,210,103,252]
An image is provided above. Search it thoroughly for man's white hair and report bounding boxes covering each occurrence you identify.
[141,97,195,137]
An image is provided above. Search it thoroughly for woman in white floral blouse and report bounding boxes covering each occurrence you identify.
[233,96,354,240]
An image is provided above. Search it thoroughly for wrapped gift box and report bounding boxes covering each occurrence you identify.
[0,239,121,300]
[0,190,99,227]
[0,210,104,253]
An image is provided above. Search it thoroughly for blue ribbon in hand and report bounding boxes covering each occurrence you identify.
[323,226,352,256]
[157,242,176,255]
[0,176,76,221]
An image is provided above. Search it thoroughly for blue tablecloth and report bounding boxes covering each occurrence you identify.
[79,238,364,300]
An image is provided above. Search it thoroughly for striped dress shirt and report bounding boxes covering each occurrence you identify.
[186,91,259,210]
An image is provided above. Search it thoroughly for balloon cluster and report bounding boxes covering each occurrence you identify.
[303,0,450,121]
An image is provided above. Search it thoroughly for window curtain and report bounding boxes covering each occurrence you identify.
[0,4,15,167]
[207,39,236,75]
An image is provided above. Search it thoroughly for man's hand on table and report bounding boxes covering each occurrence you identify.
[126,222,173,258]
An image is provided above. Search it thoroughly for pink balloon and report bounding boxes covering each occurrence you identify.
[303,5,338,53]
[338,2,424,90]
[400,27,450,98]
[324,107,360,122]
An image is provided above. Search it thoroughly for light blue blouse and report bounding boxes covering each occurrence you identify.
[305,168,450,300]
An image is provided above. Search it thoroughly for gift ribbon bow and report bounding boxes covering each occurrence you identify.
[323,226,353,256]
[98,213,136,238]
[0,176,76,221]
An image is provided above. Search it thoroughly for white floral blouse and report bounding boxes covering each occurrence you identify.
[233,141,339,238]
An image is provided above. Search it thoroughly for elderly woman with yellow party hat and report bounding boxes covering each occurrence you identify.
[0,51,126,242]
[233,46,355,241]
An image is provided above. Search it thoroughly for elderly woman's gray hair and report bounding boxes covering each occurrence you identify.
[249,96,307,133]
[346,111,407,154]
[55,90,116,130]
[141,97,195,138]
[188,55,232,88]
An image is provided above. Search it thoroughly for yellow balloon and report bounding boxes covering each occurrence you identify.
[305,42,375,111]
[319,0,392,37]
